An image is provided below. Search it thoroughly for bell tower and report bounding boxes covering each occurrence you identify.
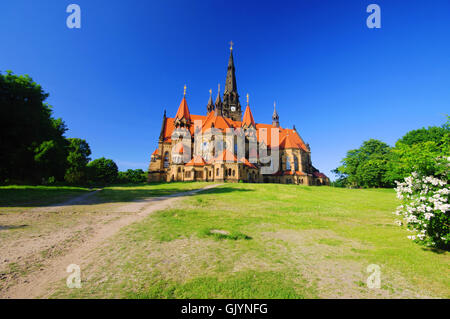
[222,41,242,121]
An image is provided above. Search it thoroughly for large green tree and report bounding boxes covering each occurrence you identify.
[0,71,68,183]
[65,138,92,184]
[384,119,450,184]
[335,139,391,188]
[396,125,448,148]
[87,158,119,185]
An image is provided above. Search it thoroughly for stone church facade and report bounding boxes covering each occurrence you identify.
[148,46,329,186]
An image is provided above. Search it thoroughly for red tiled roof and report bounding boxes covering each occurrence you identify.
[173,143,184,154]
[313,171,328,179]
[272,170,306,176]
[174,97,191,122]
[239,157,257,169]
[242,105,255,127]
[161,111,308,152]
[186,155,206,166]
[152,149,158,156]
[212,149,238,162]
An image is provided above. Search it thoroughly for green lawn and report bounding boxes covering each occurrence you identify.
[0,185,92,207]
[49,183,449,299]
[0,182,210,208]
[95,182,211,203]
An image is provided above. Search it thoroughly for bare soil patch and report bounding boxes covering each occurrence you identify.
[0,184,220,299]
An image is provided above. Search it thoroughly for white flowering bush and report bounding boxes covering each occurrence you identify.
[394,157,449,250]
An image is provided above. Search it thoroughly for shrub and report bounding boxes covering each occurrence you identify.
[393,156,449,250]
[87,157,118,185]
[117,169,147,184]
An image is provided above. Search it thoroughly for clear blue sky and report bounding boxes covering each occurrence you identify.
[1,0,449,179]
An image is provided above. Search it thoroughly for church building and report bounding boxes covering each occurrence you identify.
[148,44,329,185]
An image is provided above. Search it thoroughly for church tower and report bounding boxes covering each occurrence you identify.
[222,41,242,121]
[272,101,280,127]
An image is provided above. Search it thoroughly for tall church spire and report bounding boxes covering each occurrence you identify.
[222,42,242,121]
[272,101,279,127]
[225,42,237,94]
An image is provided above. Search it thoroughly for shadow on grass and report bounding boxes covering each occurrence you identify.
[92,186,252,204]
[0,187,90,207]
[0,224,28,231]
[421,247,448,255]
[0,184,253,208]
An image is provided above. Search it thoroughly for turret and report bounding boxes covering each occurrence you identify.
[174,85,191,128]
[206,89,214,114]
[272,101,279,127]
[215,84,223,117]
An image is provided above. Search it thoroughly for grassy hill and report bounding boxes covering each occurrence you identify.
[42,183,449,299]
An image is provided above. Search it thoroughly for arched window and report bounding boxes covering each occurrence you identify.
[177,167,181,173]
[209,171,212,177]
[164,152,170,168]
[228,168,232,176]
[216,168,219,175]
[285,156,291,170]
[294,156,299,171]
[232,170,235,177]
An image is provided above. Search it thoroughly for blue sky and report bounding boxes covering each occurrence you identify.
[1,0,449,179]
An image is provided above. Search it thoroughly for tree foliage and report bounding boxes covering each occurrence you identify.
[87,158,119,185]
[335,139,391,188]
[117,169,147,184]
[335,118,450,188]
[0,71,68,183]
[65,138,92,184]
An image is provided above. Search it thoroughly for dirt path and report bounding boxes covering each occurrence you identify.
[29,189,102,213]
[1,184,221,299]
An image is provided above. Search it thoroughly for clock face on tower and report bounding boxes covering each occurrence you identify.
[231,106,236,112]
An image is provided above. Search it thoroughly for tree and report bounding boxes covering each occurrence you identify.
[396,125,448,148]
[87,158,118,185]
[335,139,391,188]
[65,138,91,184]
[117,169,147,184]
[384,141,444,185]
[0,71,68,183]
[384,118,450,184]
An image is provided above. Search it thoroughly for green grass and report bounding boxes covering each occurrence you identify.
[0,185,91,207]
[0,182,211,207]
[46,183,449,299]
[94,182,211,203]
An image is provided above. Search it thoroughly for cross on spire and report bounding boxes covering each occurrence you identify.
[229,40,234,50]
[246,93,249,105]
[183,84,187,96]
